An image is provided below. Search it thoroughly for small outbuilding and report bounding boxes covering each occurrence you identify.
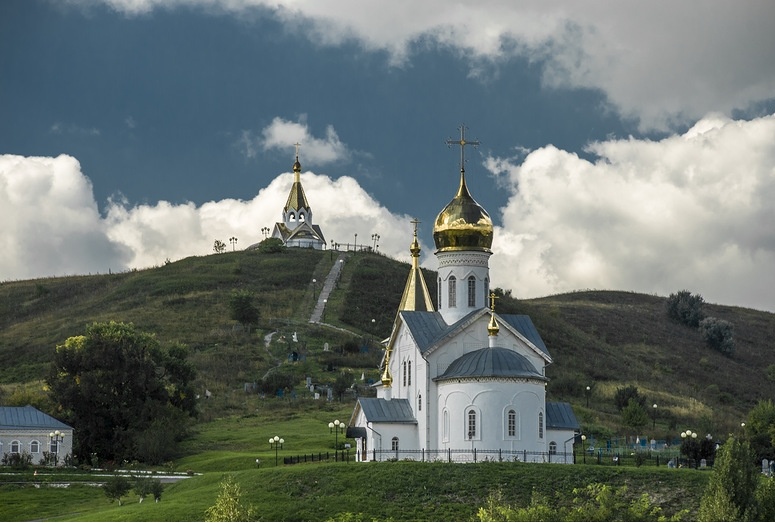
[0,405,73,466]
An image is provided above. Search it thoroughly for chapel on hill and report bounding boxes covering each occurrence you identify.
[269,145,326,249]
[347,127,579,463]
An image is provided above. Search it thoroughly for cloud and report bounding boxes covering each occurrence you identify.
[0,152,417,280]
[4,113,775,312]
[78,0,775,131]
[237,117,350,165]
[0,154,131,279]
[485,112,775,312]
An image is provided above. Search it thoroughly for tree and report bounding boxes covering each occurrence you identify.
[229,290,259,332]
[744,399,775,462]
[614,385,646,412]
[213,239,226,253]
[698,316,735,356]
[46,321,197,464]
[204,475,254,522]
[621,398,650,430]
[332,372,354,402]
[666,290,705,327]
[699,437,759,521]
[103,475,131,506]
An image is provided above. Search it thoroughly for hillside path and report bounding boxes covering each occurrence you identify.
[309,252,349,323]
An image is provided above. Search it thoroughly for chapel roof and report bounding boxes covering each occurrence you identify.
[400,310,550,359]
[0,405,72,430]
[284,154,311,212]
[434,347,547,382]
[355,398,416,424]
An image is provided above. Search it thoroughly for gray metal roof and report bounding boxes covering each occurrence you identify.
[401,311,549,359]
[499,314,550,357]
[0,405,72,430]
[357,398,416,424]
[435,347,547,381]
[546,402,580,430]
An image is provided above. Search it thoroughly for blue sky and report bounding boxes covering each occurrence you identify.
[2,0,775,311]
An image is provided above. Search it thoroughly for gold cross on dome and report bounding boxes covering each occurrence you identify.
[410,217,420,236]
[294,142,301,158]
[446,124,479,172]
[489,291,499,312]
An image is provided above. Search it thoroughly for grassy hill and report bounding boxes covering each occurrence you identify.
[2,247,774,438]
[2,247,775,521]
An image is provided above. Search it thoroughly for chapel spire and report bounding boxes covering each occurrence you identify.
[284,142,311,213]
[397,219,435,312]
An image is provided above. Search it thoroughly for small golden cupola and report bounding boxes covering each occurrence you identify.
[433,127,493,253]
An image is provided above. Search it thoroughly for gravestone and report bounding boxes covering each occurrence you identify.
[324,342,329,352]
[306,376,312,387]
[314,392,320,400]
[668,458,676,468]
[700,458,707,469]
[327,387,333,401]
[763,458,770,475]
[292,331,298,342]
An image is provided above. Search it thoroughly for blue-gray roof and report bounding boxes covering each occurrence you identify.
[357,398,416,424]
[0,405,72,430]
[546,402,580,430]
[401,310,550,359]
[500,314,550,357]
[435,347,547,381]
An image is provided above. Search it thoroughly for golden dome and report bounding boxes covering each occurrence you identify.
[433,168,493,252]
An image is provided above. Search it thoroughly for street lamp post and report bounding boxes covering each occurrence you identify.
[322,299,327,322]
[312,278,317,302]
[270,435,284,466]
[581,434,587,464]
[681,429,698,468]
[371,233,380,251]
[585,385,591,408]
[329,420,344,461]
[229,236,238,251]
[261,227,270,238]
[652,403,658,430]
[48,430,64,466]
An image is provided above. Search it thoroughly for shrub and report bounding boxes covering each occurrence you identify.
[698,316,735,356]
[666,290,705,327]
[257,237,285,253]
[614,385,646,411]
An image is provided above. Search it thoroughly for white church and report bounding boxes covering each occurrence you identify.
[269,145,327,250]
[347,129,579,463]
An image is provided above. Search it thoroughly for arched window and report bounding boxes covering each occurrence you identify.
[402,361,407,386]
[299,212,306,222]
[468,276,476,307]
[10,440,20,454]
[448,276,457,307]
[538,412,544,439]
[443,410,450,442]
[407,360,412,385]
[549,441,557,455]
[289,212,295,221]
[507,410,516,437]
[467,409,477,439]
[30,440,40,454]
[50,439,58,454]
[418,394,422,411]
[391,437,399,452]
[438,277,442,307]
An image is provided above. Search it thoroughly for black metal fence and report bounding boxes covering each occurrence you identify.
[283,450,351,465]
[369,448,575,463]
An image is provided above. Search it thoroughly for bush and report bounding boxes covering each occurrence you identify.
[614,385,646,411]
[1,452,33,470]
[257,237,285,254]
[666,290,705,327]
[699,316,735,356]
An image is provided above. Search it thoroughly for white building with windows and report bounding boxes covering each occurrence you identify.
[269,148,326,250]
[347,130,579,463]
[0,405,73,466]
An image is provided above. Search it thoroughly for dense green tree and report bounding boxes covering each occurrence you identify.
[613,385,646,412]
[621,398,650,430]
[666,290,705,327]
[745,399,775,461]
[699,437,758,521]
[204,475,254,522]
[332,372,354,402]
[229,289,260,332]
[46,321,197,464]
[213,239,226,253]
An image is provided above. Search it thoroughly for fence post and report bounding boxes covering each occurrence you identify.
[524,449,527,462]
[474,448,477,462]
[499,449,502,462]
[448,448,451,463]
[422,449,425,462]
[373,448,376,461]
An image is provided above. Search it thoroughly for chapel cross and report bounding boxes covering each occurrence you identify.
[446,124,480,171]
[294,142,301,158]
[410,217,420,236]
[489,291,499,312]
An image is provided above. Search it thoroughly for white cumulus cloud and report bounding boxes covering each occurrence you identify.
[486,112,775,311]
